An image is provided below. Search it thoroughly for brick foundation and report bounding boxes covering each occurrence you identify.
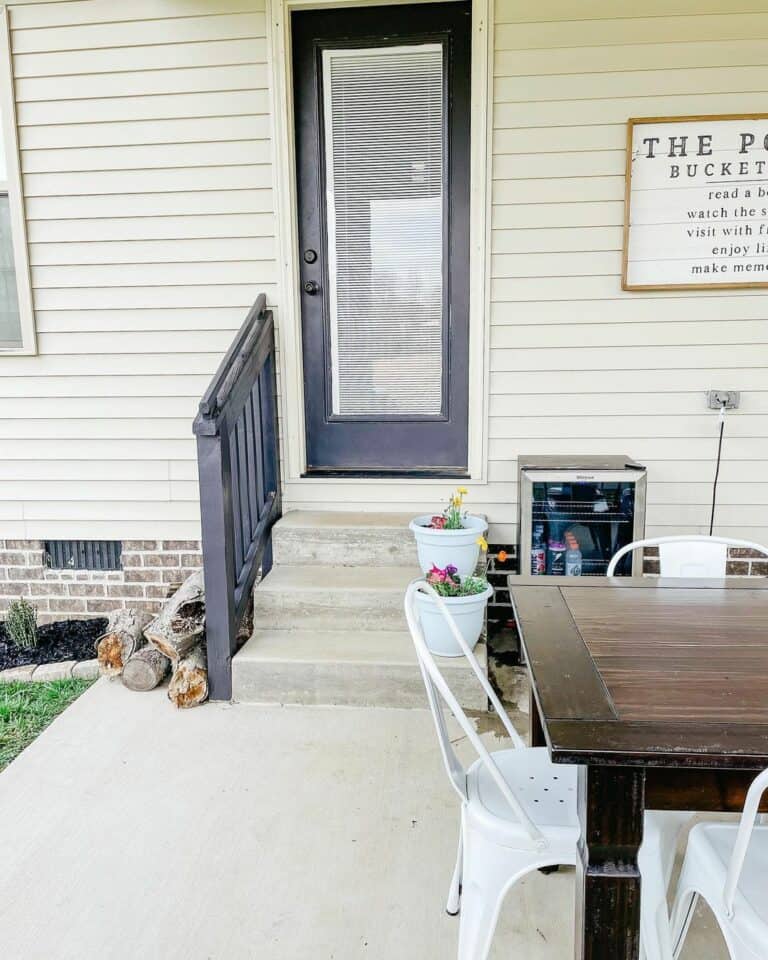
[641,545,768,577]
[0,540,202,623]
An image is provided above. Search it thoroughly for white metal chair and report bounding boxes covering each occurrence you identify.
[670,769,768,960]
[607,535,768,578]
[404,579,678,960]
[639,810,697,960]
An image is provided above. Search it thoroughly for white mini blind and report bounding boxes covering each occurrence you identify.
[322,44,445,416]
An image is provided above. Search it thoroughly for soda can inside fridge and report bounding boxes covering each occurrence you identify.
[518,456,647,577]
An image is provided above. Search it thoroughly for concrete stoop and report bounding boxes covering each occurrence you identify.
[232,511,488,709]
[271,510,419,567]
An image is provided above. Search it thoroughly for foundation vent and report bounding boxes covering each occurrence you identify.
[44,540,122,571]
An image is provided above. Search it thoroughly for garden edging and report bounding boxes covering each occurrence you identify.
[0,659,99,683]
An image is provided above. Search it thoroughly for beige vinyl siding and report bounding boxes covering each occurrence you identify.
[481,0,768,543]
[284,0,768,546]
[1,0,274,539]
[2,0,767,548]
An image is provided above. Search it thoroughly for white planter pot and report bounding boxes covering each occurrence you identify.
[414,584,493,658]
[409,514,488,579]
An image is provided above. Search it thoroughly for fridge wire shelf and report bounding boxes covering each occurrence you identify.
[531,501,633,524]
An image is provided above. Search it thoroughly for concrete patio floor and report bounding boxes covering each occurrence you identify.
[0,680,725,959]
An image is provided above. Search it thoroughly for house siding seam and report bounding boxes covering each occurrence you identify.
[0,0,765,549]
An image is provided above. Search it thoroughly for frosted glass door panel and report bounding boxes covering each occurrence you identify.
[322,45,444,417]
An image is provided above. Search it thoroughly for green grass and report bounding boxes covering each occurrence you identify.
[0,679,93,772]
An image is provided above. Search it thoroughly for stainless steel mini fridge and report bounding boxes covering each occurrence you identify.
[518,456,647,577]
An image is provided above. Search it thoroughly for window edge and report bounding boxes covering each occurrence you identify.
[0,5,36,356]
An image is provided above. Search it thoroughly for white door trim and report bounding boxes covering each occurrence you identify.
[267,0,492,483]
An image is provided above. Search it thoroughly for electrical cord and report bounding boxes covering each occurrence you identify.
[709,402,726,536]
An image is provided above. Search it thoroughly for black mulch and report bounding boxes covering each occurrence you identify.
[0,618,107,671]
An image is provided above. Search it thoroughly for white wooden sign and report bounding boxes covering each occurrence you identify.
[623,114,768,290]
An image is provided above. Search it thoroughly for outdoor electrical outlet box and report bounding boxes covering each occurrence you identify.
[707,391,740,410]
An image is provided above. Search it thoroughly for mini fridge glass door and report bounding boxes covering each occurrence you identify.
[520,469,647,577]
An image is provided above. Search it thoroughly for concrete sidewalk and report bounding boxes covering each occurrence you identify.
[0,681,723,959]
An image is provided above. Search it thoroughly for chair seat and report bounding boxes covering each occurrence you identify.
[683,822,768,955]
[467,747,580,833]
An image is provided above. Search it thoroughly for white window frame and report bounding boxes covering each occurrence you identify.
[267,0,492,483]
[0,6,35,355]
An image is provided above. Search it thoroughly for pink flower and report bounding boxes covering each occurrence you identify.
[429,515,447,529]
[427,564,448,583]
[427,564,460,586]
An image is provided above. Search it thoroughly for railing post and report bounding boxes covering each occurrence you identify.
[196,418,238,701]
[194,295,281,701]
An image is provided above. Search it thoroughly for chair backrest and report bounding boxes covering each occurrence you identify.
[404,580,546,849]
[606,535,768,578]
[724,767,768,918]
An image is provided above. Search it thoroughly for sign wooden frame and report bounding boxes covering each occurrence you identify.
[622,113,768,291]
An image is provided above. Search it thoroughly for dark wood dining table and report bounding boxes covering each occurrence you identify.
[508,575,768,960]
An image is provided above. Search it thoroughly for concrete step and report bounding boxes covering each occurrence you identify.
[232,628,488,710]
[253,564,418,631]
[272,511,418,567]
[248,511,490,709]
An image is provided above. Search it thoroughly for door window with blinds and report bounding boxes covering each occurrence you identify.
[293,3,470,473]
[322,45,444,417]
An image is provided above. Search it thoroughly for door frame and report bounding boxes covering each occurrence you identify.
[267,0,492,484]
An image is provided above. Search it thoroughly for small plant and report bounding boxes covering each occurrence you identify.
[429,485,470,530]
[6,597,38,650]
[427,486,489,555]
[426,564,489,598]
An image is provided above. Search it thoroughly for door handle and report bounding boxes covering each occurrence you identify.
[303,280,320,295]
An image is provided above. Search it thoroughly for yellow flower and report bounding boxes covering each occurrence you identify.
[457,486,469,496]
[452,494,462,508]
[476,535,488,552]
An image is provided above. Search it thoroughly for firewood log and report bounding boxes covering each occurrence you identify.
[121,646,171,692]
[144,570,205,662]
[96,608,151,678]
[168,642,208,709]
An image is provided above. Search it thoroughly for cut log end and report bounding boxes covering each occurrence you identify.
[96,635,124,678]
[171,599,205,637]
[168,643,208,709]
[122,646,171,693]
[96,608,151,678]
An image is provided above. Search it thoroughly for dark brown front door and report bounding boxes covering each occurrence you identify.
[292,2,471,475]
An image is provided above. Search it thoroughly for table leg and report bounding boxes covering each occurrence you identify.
[576,765,645,960]
[529,689,546,747]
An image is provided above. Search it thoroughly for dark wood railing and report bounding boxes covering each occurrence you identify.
[193,293,281,700]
